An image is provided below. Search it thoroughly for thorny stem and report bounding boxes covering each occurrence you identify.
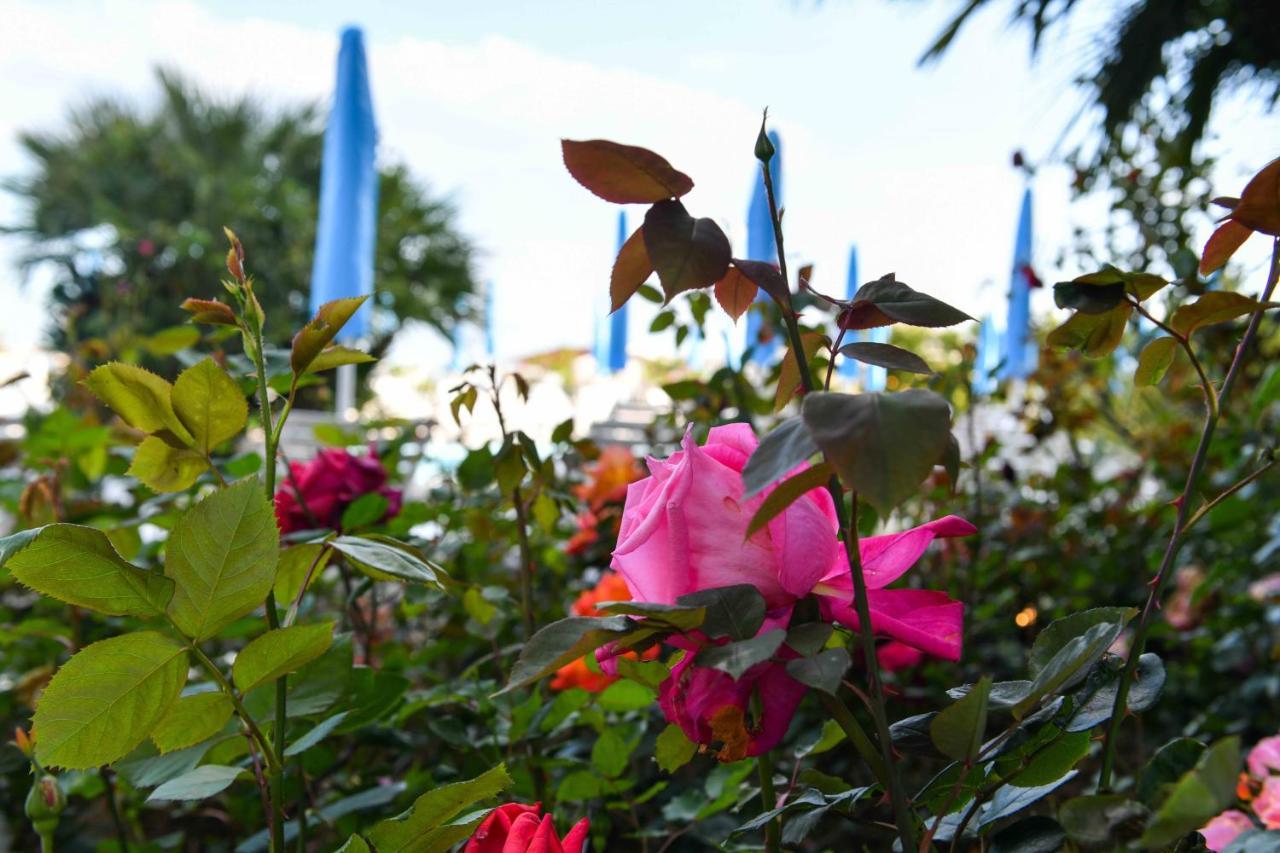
[249,313,288,853]
[1098,237,1280,790]
[761,156,918,852]
[190,645,279,776]
[1127,296,1217,415]
[487,367,546,804]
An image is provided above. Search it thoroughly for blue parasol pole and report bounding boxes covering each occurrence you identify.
[310,26,379,416]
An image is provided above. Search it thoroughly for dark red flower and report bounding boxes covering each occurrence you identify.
[274,446,402,534]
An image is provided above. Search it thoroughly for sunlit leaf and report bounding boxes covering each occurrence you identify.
[233,622,335,694]
[561,139,694,203]
[33,631,189,769]
[2,524,173,617]
[291,296,369,378]
[1135,337,1178,387]
[714,266,758,322]
[611,226,653,312]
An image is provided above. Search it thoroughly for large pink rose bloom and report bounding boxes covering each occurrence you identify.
[611,423,974,757]
[275,446,403,534]
[1200,810,1255,851]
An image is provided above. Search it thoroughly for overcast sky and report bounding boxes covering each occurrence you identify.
[2,0,1277,369]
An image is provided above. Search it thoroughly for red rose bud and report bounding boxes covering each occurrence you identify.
[464,803,589,853]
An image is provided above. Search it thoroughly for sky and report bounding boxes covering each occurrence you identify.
[1,0,1277,373]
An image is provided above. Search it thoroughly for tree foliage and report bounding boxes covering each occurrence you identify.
[5,68,478,357]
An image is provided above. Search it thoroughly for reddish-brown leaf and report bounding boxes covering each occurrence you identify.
[611,227,652,312]
[838,302,894,331]
[290,296,368,377]
[562,139,694,204]
[714,267,757,322]
[775,332,827,413]
[1200,220,1253,276]
[732,259,792,310]
[643,201,731,301]
[797,263,814,289]
[1231,157,1280,236]
[180,298,238,326]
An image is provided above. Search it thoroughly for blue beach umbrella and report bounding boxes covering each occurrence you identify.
[608,211,629,373]
[744,131,783,365]
[973,314,1002,395]
[998,187,1037,380]
[311,27,379,343]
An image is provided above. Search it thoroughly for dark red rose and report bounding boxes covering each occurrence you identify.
[274,446,402,534]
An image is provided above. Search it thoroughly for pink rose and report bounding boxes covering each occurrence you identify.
[659,650,804,762]
[1257,777,1280,830]
[610,424,973,758]
[1200,810,1255,851]
[274,446,402,534]
[1249,735,1280,779]
[464,802,589,853]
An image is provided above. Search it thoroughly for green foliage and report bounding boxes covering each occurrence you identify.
[11,70,477,354]
[164,480,279,640]
[33,631,189,769]
[358,764,512,853]
[1,524,173,617]
[232,622,335,694]
[802,389,952,514]
[151,692,234,754]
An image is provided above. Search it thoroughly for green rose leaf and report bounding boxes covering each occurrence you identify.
[165,479,280,640]
[1170,291,1259,337]
[128,435,209,493]
[1029,607,1137,676]
[1046,304,1132,358]
[1135,337,1179,387]
[802,389,952,515]
[1140,737,1241,849]
[172,358,248,455]
[329,535,446,589]
[233,622,335,695]
[843,275,973,329]
[785,648,851,696]
[291,296,369,378]
[742,416,819,498]
[500,615,633,694]
[656,723,698,773]
[1058,794,1150,847]
[83,362,193,444]
[363,764,512,853]
[746,462,834,537]
[931,675,991,762]
[1015,618,1131,719]
[838,341,934,374]
[147,765,245,801]
[676,585,767,641]
[591,728,636,778]
[2,524,173,617]
[151,692,234,754]
[697,629,786,680]
[33,631,189,769]
[306,345,376,374]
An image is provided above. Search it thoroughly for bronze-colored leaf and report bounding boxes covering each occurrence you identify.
[290,297,368,378]
[1046,305,1132,358]
[561,139,694,204]
[611,227,652,313]
[1230,157,1280,237]
[732,259,791,310]
[775,332,826,413]
[1199,220,1252,276]
[643,201,731,301]
[179,298,238,327]
[714,267,757,323]
[1170,291,1259,337]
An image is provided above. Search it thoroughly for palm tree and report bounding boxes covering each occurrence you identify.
[5,69,478,359]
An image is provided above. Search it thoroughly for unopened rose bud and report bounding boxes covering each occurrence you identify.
[25,773,65,835]
[754,112,775,164]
